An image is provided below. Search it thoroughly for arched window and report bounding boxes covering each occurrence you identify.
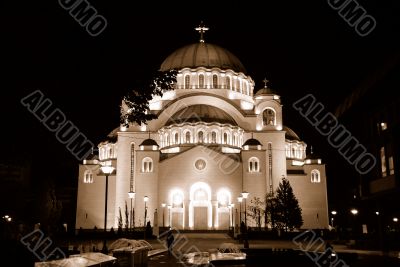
[233,134,237,146]
[84,170,93,183]
[172,191,184,208]
[142,157,153,173]
[263,108,276,126]
[185,131,191,143]
[223,132,228,144]
[198,131,204,143]
[226,76,231,89]
[212,74,218,88]
[236,79,240,92]
[199,74,205,88]
[311,169,321,183]
[185,75,190,89]
[174,132,179,144]
[248,157,260,172]
[211,131,217,143]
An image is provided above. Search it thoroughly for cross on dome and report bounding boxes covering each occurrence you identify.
[195,21,209,43]
[263,78,269,88]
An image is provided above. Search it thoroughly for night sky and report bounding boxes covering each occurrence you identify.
[1,1,400,215]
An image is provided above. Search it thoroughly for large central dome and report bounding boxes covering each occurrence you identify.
[160,43,247,74]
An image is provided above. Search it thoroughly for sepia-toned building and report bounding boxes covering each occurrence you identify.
[76,26,329,231]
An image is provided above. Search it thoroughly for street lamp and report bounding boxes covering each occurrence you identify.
[161,203,166,228]
[167,205,172,227]
[100,165,115,254]
[241,191,249,229]
[144,196,149,227]
[331,210,337,228]
[229,204,235,228]
[237,197,243,225]
[128,191,135,231]
[393,217,398,222]
[351,209,358,215]
[350,208,358,238]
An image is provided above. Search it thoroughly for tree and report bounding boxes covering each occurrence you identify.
[120,69,177,127]
[264,193,279,230]
[118,207,123,234]
[124,201,129,232]
[275,177,303,231]
[248,197,264,230]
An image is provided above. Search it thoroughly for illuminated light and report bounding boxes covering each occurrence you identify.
[120,125,128,131]
[375,211,379,215]
[128,191,135,199]
[292,160,304,166]
[380,122,387,130]
[350,209,358,215]
[217,189,231,207]
[152,145,158,151]
[256,125,262,131]
[237,197,243,203]
[222,147,241,153]
[177,73,183,77]
[140,124,147,131]
[331,253,336,257]
[7,217,11,222]
[318,159,322,164]
[257,145,261,150]
[161,147,180,153]
[144,196,149,202]
[243,145,249,151]
[305,159,311,164]
[255,109,260,115]
[162,90,176,100]
[100,166,115,175]
[273,95,280,100]
[394,217,398,222]
[161,203,166,208]
[331,211,337,215]
[241,191,249,199]
[240,100,254,110]
[276,125,283,131]
[4,215,9,219]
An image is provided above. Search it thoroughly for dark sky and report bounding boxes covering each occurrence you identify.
[1,1,400,207]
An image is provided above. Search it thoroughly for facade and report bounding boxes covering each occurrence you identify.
[334,57,400,232]
[75,27,329,231]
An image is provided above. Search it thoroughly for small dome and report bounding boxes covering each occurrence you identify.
[160,43,246,74]
[243,138,262,147]
[165,105,237,126]
[254,87,276,96]
[283,126,301,141]
[140,139,159,147]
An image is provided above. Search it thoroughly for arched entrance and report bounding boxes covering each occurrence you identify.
[189,182,212,229]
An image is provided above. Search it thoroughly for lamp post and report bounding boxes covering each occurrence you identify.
[161,203,166,228]
[230,204,235,229]
[128,191,135,231]
[237,197,243,225]
[331,210,337,228]
[350,208,358,239]
[241,191,249,229]
[144,196,149,227]
[241,191,250,249]
[100,165,115,254]
[167,205,172,227]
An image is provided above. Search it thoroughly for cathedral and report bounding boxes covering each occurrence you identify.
[76,25,329,231]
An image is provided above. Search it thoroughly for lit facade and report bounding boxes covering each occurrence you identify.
[76,28,329,231]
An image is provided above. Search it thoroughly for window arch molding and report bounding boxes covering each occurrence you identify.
[311,169,321,183]
[248,157,260,172]
[142,157,153,173]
